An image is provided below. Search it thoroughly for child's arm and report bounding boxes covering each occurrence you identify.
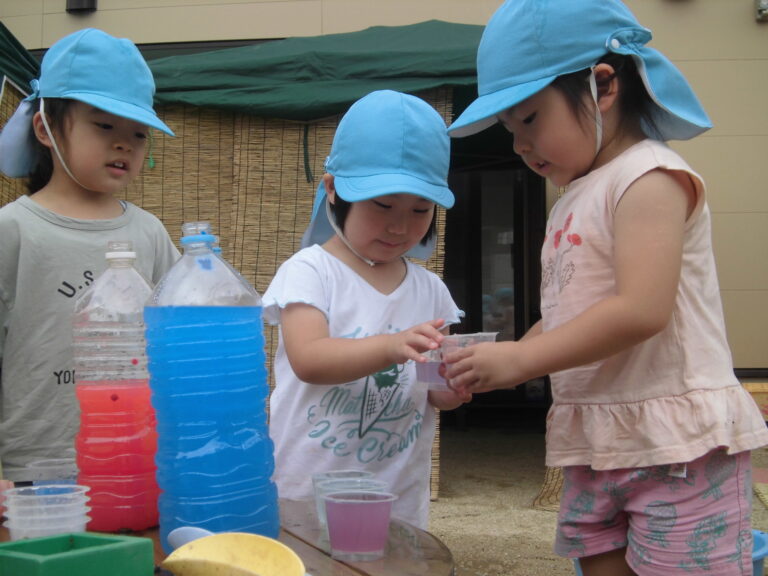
[445,169,693,394]
[280,302,446,385]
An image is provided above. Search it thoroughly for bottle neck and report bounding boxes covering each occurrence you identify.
[107,257,136,268]
[183,241,215,255]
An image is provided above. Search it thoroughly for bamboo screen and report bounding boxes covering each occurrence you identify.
[0,84,453,498]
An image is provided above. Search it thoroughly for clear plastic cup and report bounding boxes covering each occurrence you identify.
[311,470,374,528]
[416,333,498,391]
[4,514,90,540]
[314,478,388,531]
[415,348,447,390]
[441,332,498,356]
[2,484,91,541]
[24,458,78,485]
[324,491,398,561]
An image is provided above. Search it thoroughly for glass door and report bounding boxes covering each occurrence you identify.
[442,162,549,428]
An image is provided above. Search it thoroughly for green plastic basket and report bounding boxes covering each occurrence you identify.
[0,532,153,576]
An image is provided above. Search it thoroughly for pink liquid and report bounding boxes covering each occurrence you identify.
[75,379,159,531]
[325,492,395,560]
[415,361,449,390]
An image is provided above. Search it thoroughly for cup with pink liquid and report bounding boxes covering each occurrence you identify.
[323,490,398,562]
[311,470,376,529]
[415,332,498,391]
[415,348,446,390]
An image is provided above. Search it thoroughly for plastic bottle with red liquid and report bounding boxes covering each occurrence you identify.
[72,240,159,532]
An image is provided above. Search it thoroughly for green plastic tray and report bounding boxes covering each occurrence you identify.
[0,532,153,576]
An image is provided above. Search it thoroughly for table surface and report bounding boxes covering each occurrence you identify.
[0,498,455,576]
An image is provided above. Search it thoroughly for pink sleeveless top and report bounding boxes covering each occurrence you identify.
[542,139,768,470]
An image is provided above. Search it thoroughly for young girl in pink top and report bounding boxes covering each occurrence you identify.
[447,1,768,574]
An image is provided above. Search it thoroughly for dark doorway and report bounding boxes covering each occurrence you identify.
[443,88,550,429]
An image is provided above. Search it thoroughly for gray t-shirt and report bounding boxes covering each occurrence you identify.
[0,195,180,480]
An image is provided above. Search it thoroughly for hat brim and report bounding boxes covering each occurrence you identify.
[68,91,174,136]
[301,178,445,260]
[448,76,554,138]
[334,172,455,209]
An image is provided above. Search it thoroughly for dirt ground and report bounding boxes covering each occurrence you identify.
[429,421,768,576]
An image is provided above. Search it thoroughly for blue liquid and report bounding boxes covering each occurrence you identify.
[144,306,279,552]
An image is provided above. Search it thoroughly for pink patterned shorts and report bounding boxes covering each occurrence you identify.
[556,449,753,575]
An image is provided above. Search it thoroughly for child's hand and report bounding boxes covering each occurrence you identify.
[443,340,525,394]
[387,319,446,365]
[428,385,472,410]
[0,479,14,518]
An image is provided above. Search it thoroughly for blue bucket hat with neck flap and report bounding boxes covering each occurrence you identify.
[302,90,455,262]
[448,0,711,140]
[0,27,174,178]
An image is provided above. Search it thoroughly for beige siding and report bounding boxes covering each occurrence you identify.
[3,0,766,367]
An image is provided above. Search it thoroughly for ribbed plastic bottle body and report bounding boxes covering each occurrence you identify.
[72,249,159,532]
[145,231,279,553]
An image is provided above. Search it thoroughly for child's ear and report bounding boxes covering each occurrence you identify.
[593,63,619,113]
[31,112,53,148]
[323,173,336,204]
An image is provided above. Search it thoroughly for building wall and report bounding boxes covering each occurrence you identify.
[3,0,767,369]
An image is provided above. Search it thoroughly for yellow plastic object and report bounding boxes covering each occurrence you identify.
[161,532,305,576]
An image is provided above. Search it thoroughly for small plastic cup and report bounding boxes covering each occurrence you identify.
[417,333,497,391]
[310,470,376,528]
[441,332,498,357]
[4,514,90,541]
[415,348,448,390]
[324,490,398,562]
[2,484,90,541]
[314,478,388,532]
[24,458,78,485]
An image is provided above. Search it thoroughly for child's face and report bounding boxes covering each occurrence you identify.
[56,102,149,194]
[497,85,596,187]
[342,193,435,264]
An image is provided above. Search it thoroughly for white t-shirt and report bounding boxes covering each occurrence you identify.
[263,244,463,528]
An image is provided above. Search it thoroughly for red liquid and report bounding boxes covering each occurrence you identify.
[76,379,159,531]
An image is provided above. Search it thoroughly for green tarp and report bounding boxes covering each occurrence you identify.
[148,20,482,121]
[0,20,482,122]
[0,22,39,92]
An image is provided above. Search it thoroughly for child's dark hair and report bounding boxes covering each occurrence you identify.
[330,195,438,247]
[551,53,660,140]
[26,98,73,194]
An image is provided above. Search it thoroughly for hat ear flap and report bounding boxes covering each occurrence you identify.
[0,100,38,178]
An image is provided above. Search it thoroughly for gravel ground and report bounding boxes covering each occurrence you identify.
[430,422,768,576]
[429,424,574,576]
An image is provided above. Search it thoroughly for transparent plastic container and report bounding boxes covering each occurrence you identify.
[72,241,159,532]
[144,222,279,553]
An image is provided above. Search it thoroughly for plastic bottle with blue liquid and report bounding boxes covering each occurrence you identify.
[144,222,279,552]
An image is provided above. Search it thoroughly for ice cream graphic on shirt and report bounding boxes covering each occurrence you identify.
[359,363,404,437]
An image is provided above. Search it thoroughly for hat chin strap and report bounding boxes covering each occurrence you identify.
[588,69,603,156]
[326,200,377,267]
[39,98,92,191]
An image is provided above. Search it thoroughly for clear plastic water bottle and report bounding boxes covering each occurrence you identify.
[145,222,279,553]
[72,240,159,532]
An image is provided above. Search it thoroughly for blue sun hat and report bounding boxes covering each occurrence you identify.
[301,90,454,261]
[0,28,174,177]
[448,0,711,141]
